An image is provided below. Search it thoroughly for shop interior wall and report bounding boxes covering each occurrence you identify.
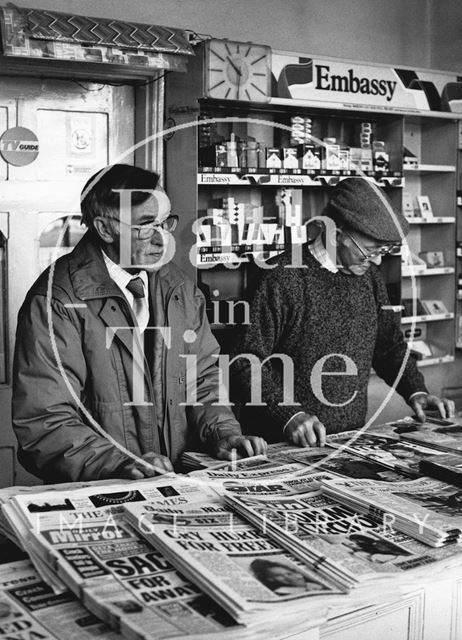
[10,0,461,426]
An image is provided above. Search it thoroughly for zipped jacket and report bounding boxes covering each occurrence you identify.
[12,233,241,481]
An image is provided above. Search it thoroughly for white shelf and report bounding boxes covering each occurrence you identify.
[401,313,454,324]
[401,266,455,276]
[403,164,456,173]
[417,354,455,367]
[406,217,455,224]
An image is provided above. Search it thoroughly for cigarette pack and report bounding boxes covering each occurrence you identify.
[299,144,321,170]
[266,147,282,169]
[283,147,299,169]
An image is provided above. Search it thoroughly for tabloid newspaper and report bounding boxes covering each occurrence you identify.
[366,416,462,454]
[1,477,261,639]
[223,479,462,590]
[321,476,462,546]
[0,559,119,640]
[326,429,447,477]
[123,498,347,626]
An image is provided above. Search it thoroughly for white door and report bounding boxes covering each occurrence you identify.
[0,76,136,485]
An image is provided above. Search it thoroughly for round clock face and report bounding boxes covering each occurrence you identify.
[205,39,271,102]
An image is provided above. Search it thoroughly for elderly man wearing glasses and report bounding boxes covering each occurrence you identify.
[230,177,454,447]
[12,164,266,482]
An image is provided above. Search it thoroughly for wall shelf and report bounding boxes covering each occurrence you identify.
[417,355,455,367]
[401,266,455,276]
[401,313,454,324]
[406,217,455,224]
[403,164,456,173]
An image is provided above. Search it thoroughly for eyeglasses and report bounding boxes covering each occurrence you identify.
[342,229,398,262]
[107,214,178,240]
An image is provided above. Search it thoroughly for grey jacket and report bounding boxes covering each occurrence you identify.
[12,232,241,481]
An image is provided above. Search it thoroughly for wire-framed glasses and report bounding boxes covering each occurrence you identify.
[109,214,179,240]
[342,229,399,262]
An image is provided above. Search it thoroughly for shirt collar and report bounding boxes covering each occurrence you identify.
[101,250,148,292]
[308,234,339,273]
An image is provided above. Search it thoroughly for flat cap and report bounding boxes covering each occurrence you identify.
[327,177,409,242]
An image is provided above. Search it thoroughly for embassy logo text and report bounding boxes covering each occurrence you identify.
[316,65,397,102]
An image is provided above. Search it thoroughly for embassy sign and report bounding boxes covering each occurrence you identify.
[271,53,455,112]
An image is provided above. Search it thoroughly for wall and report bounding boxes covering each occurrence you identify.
[11,0,434,69]
[429,0,462,72]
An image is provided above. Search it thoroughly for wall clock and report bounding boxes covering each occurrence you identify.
[204,38,271,102]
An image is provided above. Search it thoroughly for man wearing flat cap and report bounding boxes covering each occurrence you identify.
[230,178,454,447]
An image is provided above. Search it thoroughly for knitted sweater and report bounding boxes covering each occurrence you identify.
[230,248,427,440]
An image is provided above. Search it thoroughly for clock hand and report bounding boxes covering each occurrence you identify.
[227,57,242,76]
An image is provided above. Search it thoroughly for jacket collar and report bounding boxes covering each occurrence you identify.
[68,232,185,300]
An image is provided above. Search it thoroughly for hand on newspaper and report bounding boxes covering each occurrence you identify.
[410,392,456,422]
[284,413,326,447]
[118,452,174,479]
[214,435,268,460]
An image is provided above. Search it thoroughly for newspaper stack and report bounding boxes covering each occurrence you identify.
[321,476,462,547]
[123,497,347,627]
[223,475,462,590]
[1,477,264,640]
[367,417,462,454]
[0,559,119,640]
[326,429,448,477]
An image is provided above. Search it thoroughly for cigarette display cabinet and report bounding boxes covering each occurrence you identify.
[164,41,462,407]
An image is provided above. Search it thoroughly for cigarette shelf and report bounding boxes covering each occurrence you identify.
[197,169,402,188]
[401,313,454,324]
[401,267,455,276]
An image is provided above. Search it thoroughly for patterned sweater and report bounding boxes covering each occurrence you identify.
[230,248,427,441]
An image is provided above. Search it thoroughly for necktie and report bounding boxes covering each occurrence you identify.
[126,277,145,299]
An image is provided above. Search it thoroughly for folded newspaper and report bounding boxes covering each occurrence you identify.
[223,473,462,592]
[321,476,462,547]
[0,559,119,640]
[326,430,447,477]
[123,497,347,625]
[1,477,274,639]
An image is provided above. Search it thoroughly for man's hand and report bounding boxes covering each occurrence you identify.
[214,435,267,460]
[284,413,326,447]
[118,452,174,479]
[410,393,456,423]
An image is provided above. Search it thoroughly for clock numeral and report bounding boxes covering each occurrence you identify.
[209,79,226,91]
[224,43,232,56]
[244,45,252,57]
[252,72,267,77]
[210,68,224,73]
[250,82,266,96]
[245,89,251,100]
[224,88,231,99]
[251,54,267,66]
[210,48,225,62]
